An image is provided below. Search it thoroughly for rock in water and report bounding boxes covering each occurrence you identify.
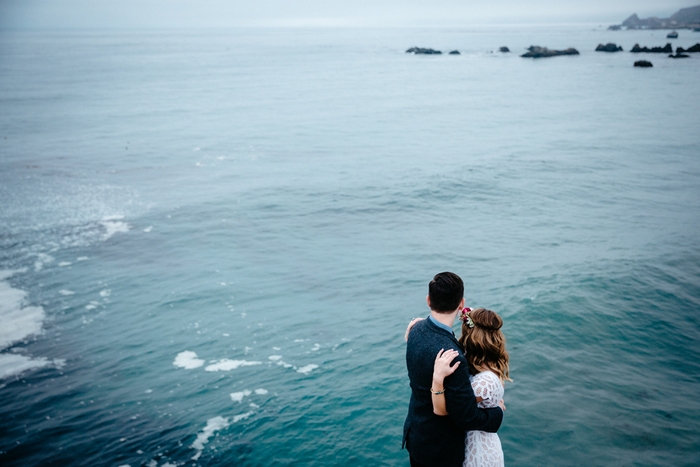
[676,43,700,53]
[521,46,579,58]
[630,43,673,53]
[499,46,510,52]
[596,43,623,52]
[449,50,460,55]
[634,60,653,67]
[669,53,690,58]
[406,47,442,55]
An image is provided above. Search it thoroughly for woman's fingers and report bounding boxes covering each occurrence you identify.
[404,317,425,342]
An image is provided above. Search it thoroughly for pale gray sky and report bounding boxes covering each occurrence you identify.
[0,0,695,29]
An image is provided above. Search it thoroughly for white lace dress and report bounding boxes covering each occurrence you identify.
[464,370,504,467]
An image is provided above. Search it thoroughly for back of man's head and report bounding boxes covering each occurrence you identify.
[429,272,464,313]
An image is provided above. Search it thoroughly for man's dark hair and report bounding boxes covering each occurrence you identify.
[429,272,464,313]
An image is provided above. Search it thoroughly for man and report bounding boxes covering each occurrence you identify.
[403,272,503,467]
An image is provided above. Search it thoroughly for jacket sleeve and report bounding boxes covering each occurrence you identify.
[443,353,503,433]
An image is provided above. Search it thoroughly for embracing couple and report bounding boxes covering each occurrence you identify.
[403,272,511,467]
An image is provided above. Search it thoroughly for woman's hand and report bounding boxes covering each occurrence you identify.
[433,348,460,384]
[431,349,460,416]
[404,317,425,342]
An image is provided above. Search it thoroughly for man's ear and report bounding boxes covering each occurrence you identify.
[459,298,465,310]
[426,295,431,309]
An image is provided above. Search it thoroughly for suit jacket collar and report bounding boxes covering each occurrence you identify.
[425,315,461,348]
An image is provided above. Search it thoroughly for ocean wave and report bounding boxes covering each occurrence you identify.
[0,269,64,379]
[190,413,254,460]
[173,351,204,369]
[0,269,44,349]
[100,215,131,240]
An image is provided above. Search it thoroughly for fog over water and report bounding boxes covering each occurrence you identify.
[0,0,695,28]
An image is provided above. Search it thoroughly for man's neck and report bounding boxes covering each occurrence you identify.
[430,309,458,328]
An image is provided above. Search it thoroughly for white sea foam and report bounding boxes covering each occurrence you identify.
[0,269,24,281]
[0,354,49,378]
[297,364,319,375]
[58,289,75,296]
[311,343,320,351]
[58,261,72,267]
[232,411,254,423]
[254,388,268,395]
[99,289,111,298]
[191,415,230,459]
[85,301,99,310]
[230,389,252,402]
[33,253,54,271]
[204,359,262,372]
[268,355,293,368]
[173,351,205,369]
[76,256,89,261]
[0,354,65,379]
[143,226,153,232]
[101,215,130,240]
[0,271,45,350]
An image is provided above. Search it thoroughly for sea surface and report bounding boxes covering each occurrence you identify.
[1,24,699,466]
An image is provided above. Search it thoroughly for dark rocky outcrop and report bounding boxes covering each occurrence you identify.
[521,46,579,58]
[669,53,690,58]
[449,50,460,55]
[667,30,679,38]
[596,43,623,52]
[608,24,622,30]
[630,43,673,53]
[676,43,700,53]
[499,46,510,52]
[406,47,442,54]
[634,60,653,67]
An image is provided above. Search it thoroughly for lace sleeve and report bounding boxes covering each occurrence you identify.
[471,371,503,407]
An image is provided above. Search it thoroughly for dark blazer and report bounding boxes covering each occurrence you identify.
[403,317,503,467]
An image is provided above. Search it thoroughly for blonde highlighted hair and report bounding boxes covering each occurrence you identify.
[458,308,512,383]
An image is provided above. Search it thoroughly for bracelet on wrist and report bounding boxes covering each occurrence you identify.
[430,387,445,395]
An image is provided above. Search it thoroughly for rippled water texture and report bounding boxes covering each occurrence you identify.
[1,25,699,466]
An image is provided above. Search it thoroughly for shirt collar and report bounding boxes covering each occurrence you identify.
[429,315,455,335]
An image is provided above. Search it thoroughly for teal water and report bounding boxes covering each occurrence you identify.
[1,25,700,466]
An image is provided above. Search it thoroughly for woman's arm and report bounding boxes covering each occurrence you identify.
[431,349,461,416]
[432,350,485,416]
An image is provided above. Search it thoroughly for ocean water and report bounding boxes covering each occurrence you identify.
[1,24,699,466]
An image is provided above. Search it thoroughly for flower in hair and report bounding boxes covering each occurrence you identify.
[460,307,474,328]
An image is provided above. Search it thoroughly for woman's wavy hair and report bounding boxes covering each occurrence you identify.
[458,308,512,383]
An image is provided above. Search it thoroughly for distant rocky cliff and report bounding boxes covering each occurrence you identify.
[618,5,700,29]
